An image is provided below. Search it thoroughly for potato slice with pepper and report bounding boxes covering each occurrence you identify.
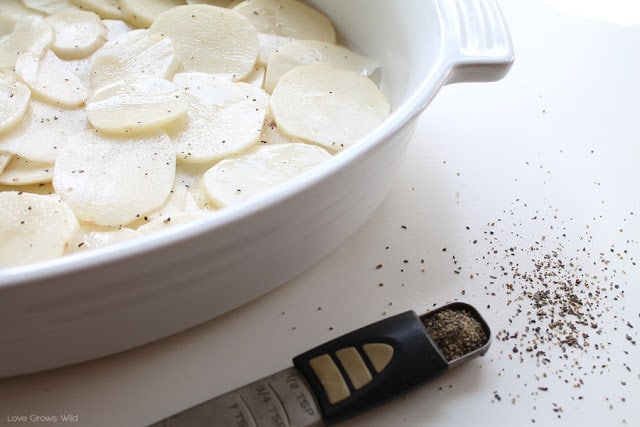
[0,191,79,268]
[46,9,107,59]
[258,112,305,146]
[233,0,335,42]
[270,64,390,151]
[136,168,194,224]
[150,5,258,80]
[256,32,293,66]
[0,100,88,163]
[119,0,185,28]
[0,16,54,69]
[69,0,123,20]
[0,152,12,174]
[21,0,77,15]
[169,72,268,162]
[0,72,31,134]
[242,65,265,87]
[15,49,88,108]
[0,1,40,36]
[0,156,53,185]
[90,29,179,89]
[186,0,239,6]
[137,211,209,233]
[264,40,380,93]
[66,226,141,253]
[102,19,133,40]
[61,19,130,88]
[86,76,188,134]
[53,130,176,227]
[202,142,331,207]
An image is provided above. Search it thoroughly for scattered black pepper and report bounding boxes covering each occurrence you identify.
[461,199,638,419]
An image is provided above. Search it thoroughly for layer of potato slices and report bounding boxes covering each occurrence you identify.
[0,16,54,69]
[0,0,392,269]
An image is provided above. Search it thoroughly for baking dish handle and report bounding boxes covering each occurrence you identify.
[437,0,515,85]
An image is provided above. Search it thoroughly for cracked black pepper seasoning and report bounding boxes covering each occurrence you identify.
[422,308,488,361]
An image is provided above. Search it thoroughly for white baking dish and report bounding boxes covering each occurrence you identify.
[0,0,513,377]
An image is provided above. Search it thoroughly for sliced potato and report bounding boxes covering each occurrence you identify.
[53,130,176,226]
[0,152,13,174]
[270,64,390,151]
[1,1,41,36]
[0,72,31,134]
[242,65,265,87]
[0,182,53,195]
[202,142,331,207]
[0,16,54,69]
[184,188,211,211]
[67,226,141,253]
[91,29,179,89]
[119,0,185,28]
[186,0,239,6]
[69,0,123,20]
[46,9,107,59]
[0,156,54,185]
[0,100,88,163]
[170,72,268,162]
[258,112,305,146]
[136,163,208,224]
[63,56,92,88]
[150,5,258,80]
[21,0,77,14]
[1,0,40,18]
[0,15,14,38]
[137,210,209,233]
[0,191,79,268]
[93,27,145,57]
[64,21,131,85]
[264,40,380,93]
[15,49,88,108]
[86,76,188,134]
[181,175,214,211]
[233,0,335,42]
[102,19,133,41]
[256,32,293,66]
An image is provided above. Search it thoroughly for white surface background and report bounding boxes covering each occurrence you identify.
[1,1,639,426]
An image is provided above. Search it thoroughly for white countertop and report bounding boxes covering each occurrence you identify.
[1,1,639,426]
